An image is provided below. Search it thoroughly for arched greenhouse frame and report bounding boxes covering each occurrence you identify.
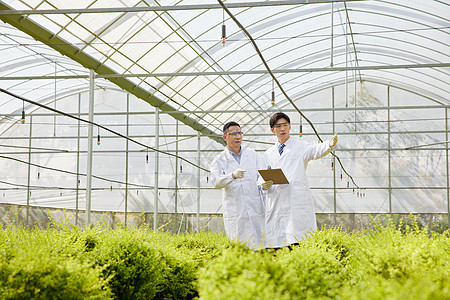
[0,0,449,232]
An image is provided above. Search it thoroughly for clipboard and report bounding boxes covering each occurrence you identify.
[258,168,289,184]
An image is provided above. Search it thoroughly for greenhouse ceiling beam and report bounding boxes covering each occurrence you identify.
[2,145,450,155]
[1,63,448,81]
[0,0,364,15]
[0,3,225,146]
[3,104,449,118]
[1,130,448,141]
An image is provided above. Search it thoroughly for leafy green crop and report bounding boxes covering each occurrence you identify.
[0,215,448,299]
[0,225,111,299]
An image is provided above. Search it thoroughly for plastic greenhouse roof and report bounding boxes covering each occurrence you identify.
[0,0,449,138]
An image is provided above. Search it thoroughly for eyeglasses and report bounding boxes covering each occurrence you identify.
[273,122,289,129]
[225,131,244,137]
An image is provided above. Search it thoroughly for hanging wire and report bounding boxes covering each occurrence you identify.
[0,179,140,191]
[0,155,152,189]
[0,88,209,172]
[217,0,359,188]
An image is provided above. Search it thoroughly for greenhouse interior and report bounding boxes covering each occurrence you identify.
[1,1,450,299]
[0,0,449,234]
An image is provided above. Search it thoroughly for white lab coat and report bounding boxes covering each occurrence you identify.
[210,146,265,249]
[262,137,333,248]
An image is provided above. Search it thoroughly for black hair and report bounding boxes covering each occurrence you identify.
[223,121,241,134]
[269,112,290,128]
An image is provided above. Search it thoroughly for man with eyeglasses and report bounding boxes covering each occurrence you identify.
[261,112,338,249]
[210,121,269,249]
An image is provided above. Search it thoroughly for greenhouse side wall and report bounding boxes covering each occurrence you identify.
[1,203,447,234]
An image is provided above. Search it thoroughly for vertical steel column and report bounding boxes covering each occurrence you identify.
[153,108,160,231]
[332,86,337,225]
[196,131,201,232]
[330,3,334,67]
[54,62,57,137]
[86,69,95,225]
[26,115,32,227]
[175,120,179,233]
[76,93,81,225]
[345,10,348,108]
[354,68,357,131]
[387,86,392,214]
[125,94,129,228]
[446,108,449,229]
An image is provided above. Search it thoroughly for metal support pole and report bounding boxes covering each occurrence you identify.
[76,93,81,225]
[175,120,179,233]
[153,108,160,231]
[86,69,95,225]
[54,62,57,137]
[332,86,336,225]
[388,86,392,214]
[446,107,449,229]
[354,67,357,131]
[345,11,348,108]
[125,93,129,228]
[26,115,32,227]
[196,131,201,232]
[330,2,334,67]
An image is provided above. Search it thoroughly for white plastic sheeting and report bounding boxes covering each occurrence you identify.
[0,1,449,220]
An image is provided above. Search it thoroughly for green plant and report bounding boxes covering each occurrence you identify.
[198,248,286,299]
[0,242,111,299]
[87,228,163,299]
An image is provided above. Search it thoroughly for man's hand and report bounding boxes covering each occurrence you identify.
[262,180,273,190]
[329,133,338,148]
[232,168,246,179]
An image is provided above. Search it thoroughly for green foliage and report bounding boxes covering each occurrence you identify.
[0,216,449,299]
[346,217,450,299]
[198,248,286,299]
[146,231,243,299]
[173,231,244,266]
[198,219,449,299]
[300,225,358,264]
[0,226,111,299]
[276,244,351,298]
[85,228,164,299]
[198,233,353,299]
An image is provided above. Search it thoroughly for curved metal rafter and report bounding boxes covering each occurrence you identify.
[0,2,225,145]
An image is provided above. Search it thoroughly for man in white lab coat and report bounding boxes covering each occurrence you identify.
[261,112,338,249]
[210,121,268,249]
